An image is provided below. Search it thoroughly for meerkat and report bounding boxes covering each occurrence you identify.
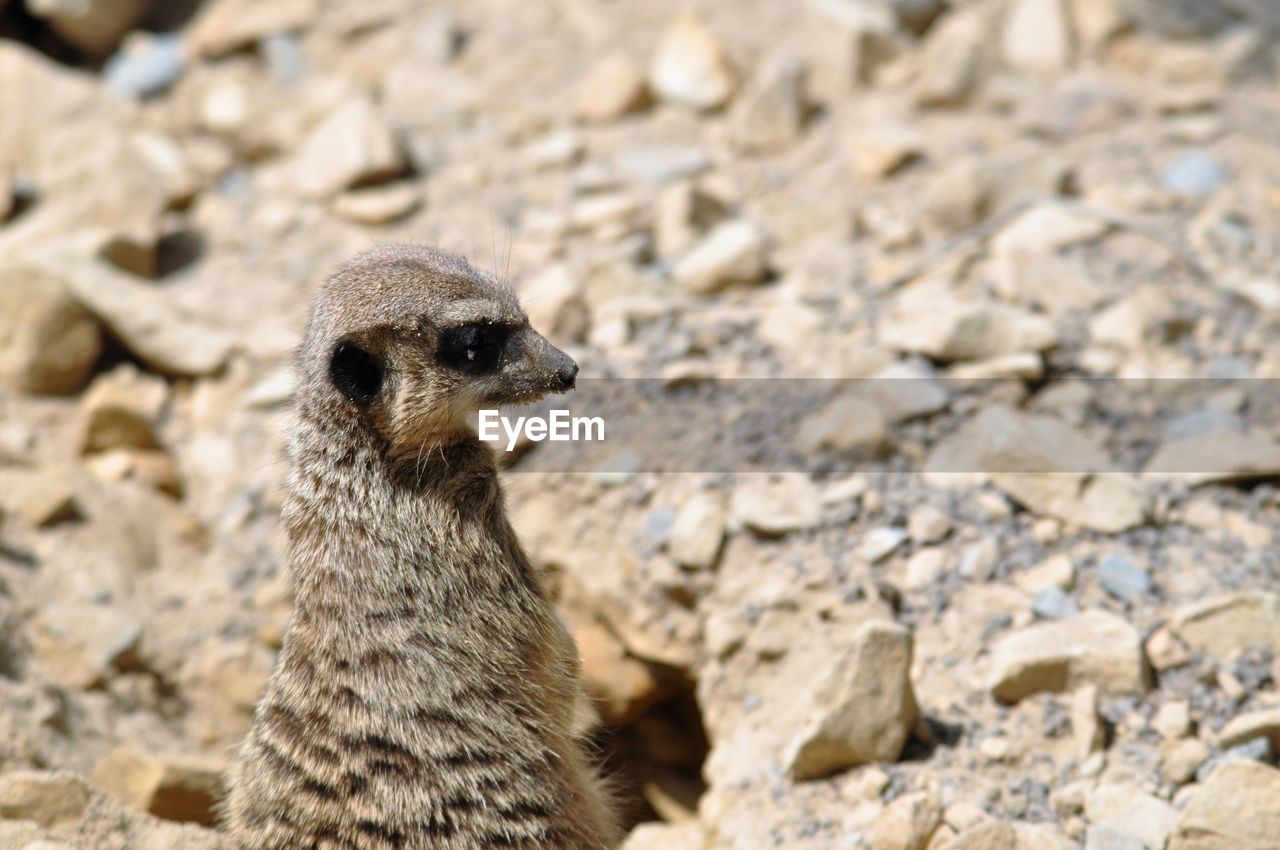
[225,245,620,849]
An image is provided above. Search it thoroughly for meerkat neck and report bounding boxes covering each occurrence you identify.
[280,405,547,656]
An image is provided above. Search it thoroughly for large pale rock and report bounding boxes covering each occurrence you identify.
[78,365,169,454]
[784,621,918,778]
[922,147,1074,233]
[672,220,767,294]
[1168,762,1280,850]
[1144,430,1280,485]
[0,771,89,827]
[560,590,663,725]
[850,124,925,180]
[1170,592,1280,658]
[1085,784,1179,850]
[726,55,808,154]
[518,264,589,344]
[880,285,1058,363]
[1003,0,1074,73]
[807,0,901,92]
[993,471,1148,534]
[0,468,79,527]
[667,492,727,569]
[793,392,890,459]
[620,821,704,850]
[92,748,225,826]
[190,0,317,57]
[941,822,1018,850]
[574,54,652,123]
[27,0,151,56]
[866,362,949,422]
[993,204,1108,257]
[654,180,730,259]
[0,265,102,395]
[289,96,406,199]
[914,9,985,107]
[7,129,196,278]
[30,602,142,689]
[1089,288,1183,352]
[923,406,1146,532]
[0,770,227,849]
[730,475,823,537]
[989,610,1145,703]
[179,639,274,743]
[649,12,737,110]
[60,259,235,377]
[868,789,942,850]
[331,184,421,225]
[1217,707,1280,752]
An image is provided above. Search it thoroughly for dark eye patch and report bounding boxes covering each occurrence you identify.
[438,323,511,375]
[329,341,384,405]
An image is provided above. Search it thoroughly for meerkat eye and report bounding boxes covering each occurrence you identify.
[438,323,509,374]
[329,341,384,405]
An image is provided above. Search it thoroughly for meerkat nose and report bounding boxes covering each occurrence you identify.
[557,359,579,391]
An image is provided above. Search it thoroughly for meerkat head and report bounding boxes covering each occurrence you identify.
[297,245,578,455]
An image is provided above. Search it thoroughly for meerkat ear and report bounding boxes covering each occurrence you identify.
[329,340,384,405]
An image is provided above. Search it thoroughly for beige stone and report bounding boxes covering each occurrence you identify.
[27,0,149,56]
[331,183,422,225]
[914,10,985,107]
[0,771,89,827]
[1145,430,1280,485]
[785,621,918,779]
[989,610,1145,703]
[0,265,102,395]
[1168,762,1280,850]
[850,124,925,180]
[574,54,652,123]
[880,287,1058,363]
[290,97,406,199]
[0,468,80,527]
[92,748,225,826]
[793,393,889,459]
[731,475,823,537]
[619,820,704,850]
[1071,685,1106,760]
[654,180,730,259]
[1003,0,1073,73]
[940,821,1018,850]
[727,55,808,154]
[667,492,727,570]
[672,220,767,294]
[31,602,141,689]
[191,0,317,57]
[60,258,235,377]
[78,365,169,454]
[1216,707,1280,752]
[869,789,943,850]
[1160,738,1209,786]
[1171,592,1280,659]
[1085,784,1178,850]
[649,12,737,110]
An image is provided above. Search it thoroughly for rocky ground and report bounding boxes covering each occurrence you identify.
[2,0,1280,848]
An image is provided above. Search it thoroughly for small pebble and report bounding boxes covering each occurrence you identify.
[104,33,186,98]
[1162,149,1229,197]
[1097,554,1151,602]
[1033,586,1079,620]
